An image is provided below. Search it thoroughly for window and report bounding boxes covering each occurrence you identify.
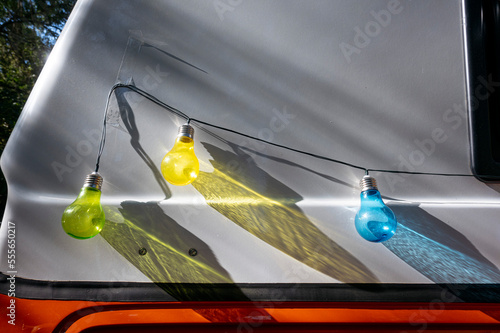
[464,0,500,181]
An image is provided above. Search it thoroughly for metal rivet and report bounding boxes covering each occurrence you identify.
[188,248,198,256]
[138,248,147,256]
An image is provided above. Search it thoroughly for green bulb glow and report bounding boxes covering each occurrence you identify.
[161,124,199,186]
[62,173,105,239]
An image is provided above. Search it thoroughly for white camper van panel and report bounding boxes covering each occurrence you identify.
[1,0,499,305]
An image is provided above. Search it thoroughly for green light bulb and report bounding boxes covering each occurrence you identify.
[62,172,105,239]
[161,124,199,186]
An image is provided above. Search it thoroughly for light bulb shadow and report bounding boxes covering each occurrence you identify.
[192,142,380,283]
[142,42,208,74]
[383,204,500,286]
[196,127,357,191]
[235,144,357,189]
[115,88,172,199]
[226,145,406,205]
[100,200,249,301]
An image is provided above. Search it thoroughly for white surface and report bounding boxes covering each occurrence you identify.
[1,0,499,284]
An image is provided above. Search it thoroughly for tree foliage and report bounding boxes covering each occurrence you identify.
[0,0,76,151]
[1,0,76,217]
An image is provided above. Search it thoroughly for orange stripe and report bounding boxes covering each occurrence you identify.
[1,294,499,333]
[266,308,500,324]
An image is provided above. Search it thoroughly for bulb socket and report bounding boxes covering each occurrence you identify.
[84,172,103,190]
[178,124,194,139]
[360,175,378,192]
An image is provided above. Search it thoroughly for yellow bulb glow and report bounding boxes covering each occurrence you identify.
[161,134,199,186]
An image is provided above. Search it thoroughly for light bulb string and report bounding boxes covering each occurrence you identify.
[187,118,485,178]
[94,86,114,172]
[189,118,367,172]
[94,83,190,172]
[94,83,498,179]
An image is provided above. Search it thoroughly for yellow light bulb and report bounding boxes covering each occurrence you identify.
[61,172,105,239]
[161,124,199,186]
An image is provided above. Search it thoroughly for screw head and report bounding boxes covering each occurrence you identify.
[188,248,198,256]
[138,248,147,256]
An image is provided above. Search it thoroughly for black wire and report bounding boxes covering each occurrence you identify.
[94,83,189,172]
[365,168,476,177]
[94,83,497,179]
[94,85,115,172]
[120,84,190,120]
[189,118,368,173]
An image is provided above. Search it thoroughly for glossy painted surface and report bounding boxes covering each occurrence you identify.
[1,294,500,333]
[0,0,499,295]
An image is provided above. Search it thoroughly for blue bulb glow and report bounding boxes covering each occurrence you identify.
[355,189,397,242]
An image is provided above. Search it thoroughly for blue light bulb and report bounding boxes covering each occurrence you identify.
[354,175,397,242]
